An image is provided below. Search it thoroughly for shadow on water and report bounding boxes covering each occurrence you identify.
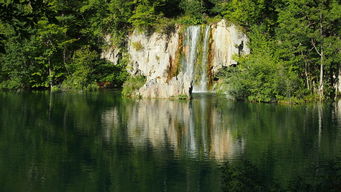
[0,91,340,191]
[220,158,341,192]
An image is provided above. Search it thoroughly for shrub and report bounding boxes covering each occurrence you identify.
[178,94,189,100]
[122,76,146,97]
[62,46,97,90]
[154,17,177,35]
[132,41,144,51]
[177,15,203,25]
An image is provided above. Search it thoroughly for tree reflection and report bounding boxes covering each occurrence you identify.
[1,91,340,191]
[221,158,341,192]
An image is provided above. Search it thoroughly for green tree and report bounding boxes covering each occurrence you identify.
[277,0,341,99]
[129,0,165,30]
[62,46,98,89]
[34,17,67,88]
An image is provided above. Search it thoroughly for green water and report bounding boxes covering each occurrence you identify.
[0,91,340,192]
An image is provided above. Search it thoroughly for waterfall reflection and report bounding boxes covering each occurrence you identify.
[102,95,244,160]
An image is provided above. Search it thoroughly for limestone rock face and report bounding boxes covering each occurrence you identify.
[101,47,120,65]
[100,35,120,65]
[127,27,191,98]
[102,20,250,98]
[211,20,250,73]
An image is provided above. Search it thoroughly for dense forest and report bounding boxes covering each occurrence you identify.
[0,0,340,102]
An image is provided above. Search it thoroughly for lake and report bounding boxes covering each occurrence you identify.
[0,91,340,192]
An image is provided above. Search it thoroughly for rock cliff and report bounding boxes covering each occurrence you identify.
[103,20,250,98]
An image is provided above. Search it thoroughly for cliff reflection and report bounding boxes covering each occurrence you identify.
[101,94,244,160]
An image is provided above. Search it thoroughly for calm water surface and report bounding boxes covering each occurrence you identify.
[0,91,340,192]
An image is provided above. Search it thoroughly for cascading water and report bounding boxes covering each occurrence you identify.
[193,26,211,93]
[183,26,201,80]
[182,26,199,152]
[183,26,200,151]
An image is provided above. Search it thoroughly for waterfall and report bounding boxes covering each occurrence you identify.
[183,26,201,80]
[182,25,212,94]
[193,26,210,93]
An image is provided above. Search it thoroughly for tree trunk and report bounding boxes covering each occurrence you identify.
[305,64,310,91]
[49,58,53,90]
[312,11,324,100]
[336,68,340,99]
[318,11,324,100]
[319,50,324,100]
[301,50,310,91]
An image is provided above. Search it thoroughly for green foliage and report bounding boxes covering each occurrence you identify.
[217,26,305,103]
[170,94,190,100]
[215,0,340,102]
[177,94,189,100]
[0,0,340,102]
[129,2,161,30]
[61,46,128,90]
[180,0,205,18]
[62,46,98,90]
[94,60,128,87]
[177,15,204,25]
[0,39,31,89]
[153,17,177,34]
[0,0,128,91]
[122,76,146,97]
[132,41,144,51]
[276,0,341,99]
[104,0,134,46]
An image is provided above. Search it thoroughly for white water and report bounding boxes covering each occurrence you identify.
[184,26,201,80]
[193,26,210,93]
[183,26,201,153]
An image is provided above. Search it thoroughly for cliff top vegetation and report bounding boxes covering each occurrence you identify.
[0,0,340,102]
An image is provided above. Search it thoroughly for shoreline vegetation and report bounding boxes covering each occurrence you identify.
[0,0,340,103]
